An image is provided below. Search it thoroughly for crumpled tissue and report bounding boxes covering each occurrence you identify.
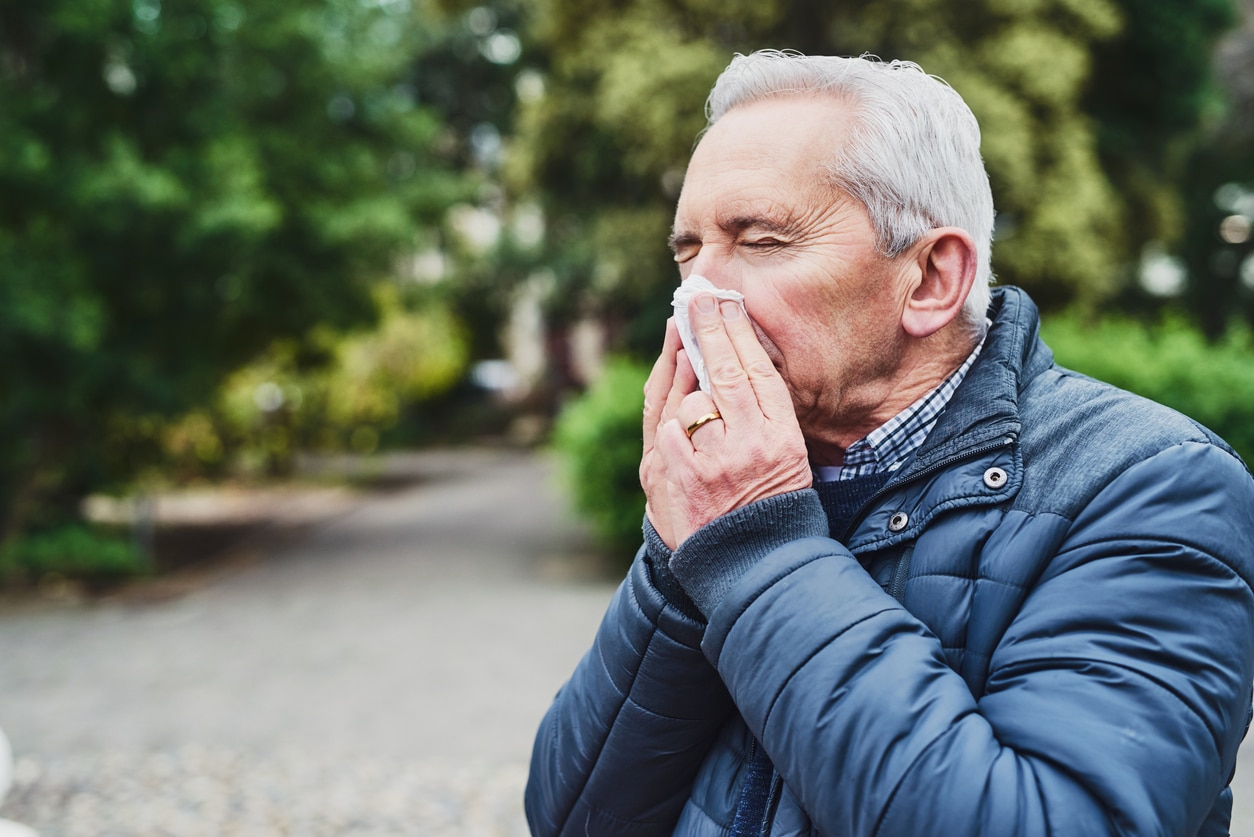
[671,275,746,394]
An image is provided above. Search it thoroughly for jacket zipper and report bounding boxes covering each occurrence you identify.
[887,544,915,603]
[760,772,783,836]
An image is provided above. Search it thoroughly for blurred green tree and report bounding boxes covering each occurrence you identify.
[0,0,471,540]
[412,0,545,363]
[1176,141,1254,338]
[508,0,1240,356]
[159,286,469,480]
[1085,0,1235,250]
[1175,5,1254,337]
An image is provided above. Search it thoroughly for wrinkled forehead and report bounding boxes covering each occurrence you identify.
[688,95,855,184]
[675,96,857,220]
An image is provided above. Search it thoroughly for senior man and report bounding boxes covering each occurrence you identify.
[525,50,1254,836]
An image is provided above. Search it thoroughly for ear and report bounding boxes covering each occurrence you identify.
[900,227,978,339]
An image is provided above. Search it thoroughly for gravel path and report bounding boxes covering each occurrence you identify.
[4,750,528,836]
[0,448,619,836]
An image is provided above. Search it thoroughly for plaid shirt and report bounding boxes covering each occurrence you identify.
[815,335,986,483]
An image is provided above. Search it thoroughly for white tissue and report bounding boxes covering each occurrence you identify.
[671,275,746,394]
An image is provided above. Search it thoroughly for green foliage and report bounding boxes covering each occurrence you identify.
[510,0,1241,349]
[0,524,148,588]
[1041,313,1254,461]
[1087,0,1234,169]
[551,358,649,556]
[160,289,470,479]
[403,0,545,361]
[0,0,473,536]
[1177,160,1254,339]
[1081,0,1240,322]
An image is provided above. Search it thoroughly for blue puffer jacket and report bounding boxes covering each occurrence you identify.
[526,287,1254,836]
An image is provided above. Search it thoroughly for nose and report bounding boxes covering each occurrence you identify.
[684,248,736,290]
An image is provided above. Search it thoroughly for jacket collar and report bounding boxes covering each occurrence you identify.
[905,286,1048,474]
[838,288,1040,552]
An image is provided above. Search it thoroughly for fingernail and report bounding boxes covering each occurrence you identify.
[720,300,741,320]
[695,294,716,314]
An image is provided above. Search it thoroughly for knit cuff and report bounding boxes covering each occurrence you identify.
[643,514,673,564]
[669,489,828,618]
[642,515,707,623]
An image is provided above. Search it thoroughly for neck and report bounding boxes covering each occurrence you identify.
[804,328,977,468]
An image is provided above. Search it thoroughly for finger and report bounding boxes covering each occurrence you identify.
[716,298,797,423]
[656,390,720,477]
[667,348,699,418]
[646,353,700,467]
[656,413,698,469]
[643,318,682,449]
[686,294,759,419]
[690,294,795,424]
[676,389,721,426]
[677,392,726,445]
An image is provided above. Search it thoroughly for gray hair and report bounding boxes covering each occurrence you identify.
[706,50,995,332]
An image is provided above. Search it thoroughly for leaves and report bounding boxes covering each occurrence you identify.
[551,358,649,558]
[0,0,473,533]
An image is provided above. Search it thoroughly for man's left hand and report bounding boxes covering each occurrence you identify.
[643,293,813,549]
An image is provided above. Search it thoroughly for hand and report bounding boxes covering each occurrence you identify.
[640,317,690,549]
[641,294,812,549]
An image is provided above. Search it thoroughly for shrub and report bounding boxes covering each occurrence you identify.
[551,359,649,559]
[0,525,149,589]
[1041,314,1254,463]
[160,288,470,479]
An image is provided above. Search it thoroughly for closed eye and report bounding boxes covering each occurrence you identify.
[671,245,699,263]
[668,233,701,263]
[742,238,784,250]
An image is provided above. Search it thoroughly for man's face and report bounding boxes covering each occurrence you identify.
[670,95,915,444]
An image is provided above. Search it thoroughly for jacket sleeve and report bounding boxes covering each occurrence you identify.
[693,441,1254,836]
[524,542,737,836]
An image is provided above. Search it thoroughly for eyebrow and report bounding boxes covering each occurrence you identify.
[667,231,700,254]
[668,215,802,253]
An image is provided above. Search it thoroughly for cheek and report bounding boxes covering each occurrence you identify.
[744,291,828,372]
[748,314,825,395]
[751,319,781,363]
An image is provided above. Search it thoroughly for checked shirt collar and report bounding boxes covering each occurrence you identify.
[815,331,987,483]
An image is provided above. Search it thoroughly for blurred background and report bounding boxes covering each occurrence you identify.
[1,0,1253,833]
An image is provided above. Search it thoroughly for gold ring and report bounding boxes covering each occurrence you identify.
[685,411,723,439]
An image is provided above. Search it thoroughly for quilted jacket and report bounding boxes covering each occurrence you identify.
[525,287,1254,836]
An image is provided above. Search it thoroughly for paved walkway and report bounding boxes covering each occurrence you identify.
[0,447,1250,835]
[0,448,619,835]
